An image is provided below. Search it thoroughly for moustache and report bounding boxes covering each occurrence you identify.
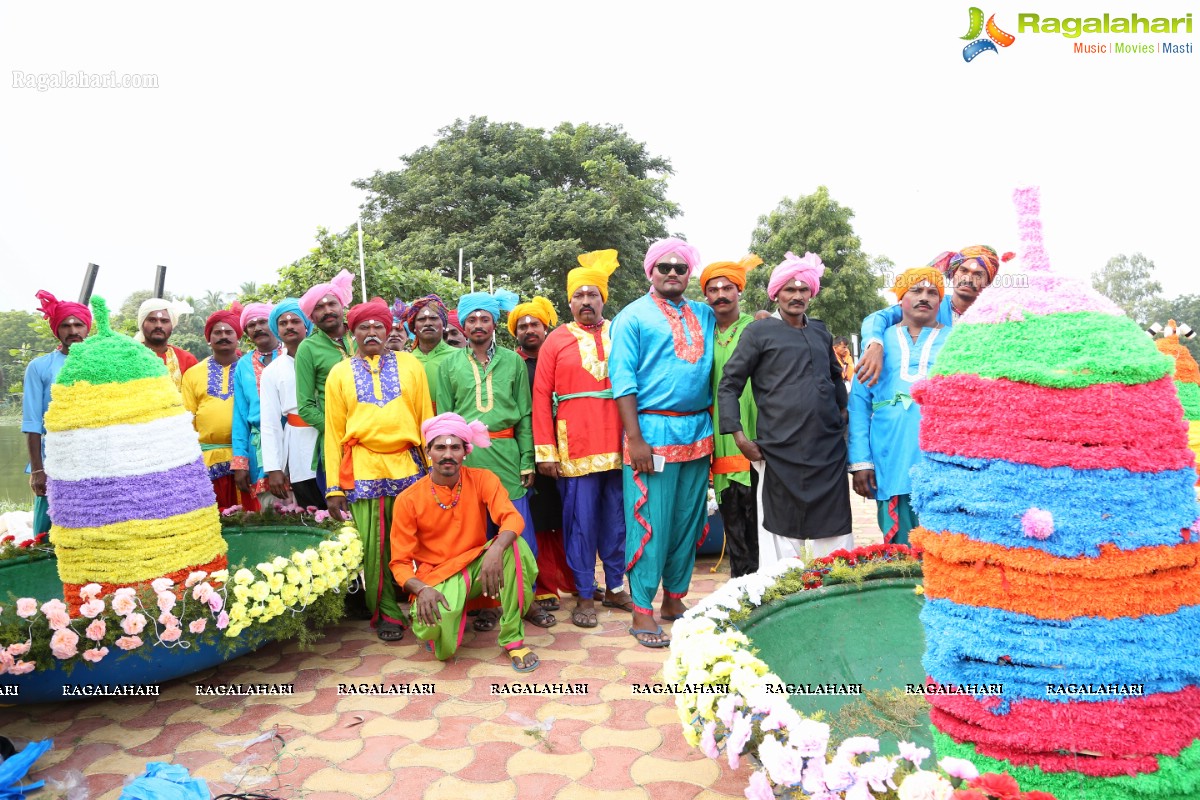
[471,328,488,335]
[713,298,732,305]
[915,302,933,310]
[322,313,338,322]
[420,325,437,332]
[363,336,383,345]
[213,338,234,346]
[578,306,594,313]
[438,459,456,466]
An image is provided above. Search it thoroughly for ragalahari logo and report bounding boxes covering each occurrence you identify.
[962,7,1016,61]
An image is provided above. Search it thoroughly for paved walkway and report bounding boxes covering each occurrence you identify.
[3,482,882,799]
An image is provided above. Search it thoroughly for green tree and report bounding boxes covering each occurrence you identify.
[352,117,679,315]
[1150,293,1200,361]
[1091,253,1163,325]
[746,187,887,337]
[0,311,57,395]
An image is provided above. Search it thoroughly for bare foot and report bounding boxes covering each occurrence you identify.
[660,597,688,621]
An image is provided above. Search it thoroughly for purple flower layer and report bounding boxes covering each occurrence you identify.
[47,458,216,528]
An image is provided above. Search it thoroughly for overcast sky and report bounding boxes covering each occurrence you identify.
[1,0,1196,314]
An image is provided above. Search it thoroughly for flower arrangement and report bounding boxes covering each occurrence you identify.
[218,499,336,529]
[0,531,51,562]
[0,527,362,675]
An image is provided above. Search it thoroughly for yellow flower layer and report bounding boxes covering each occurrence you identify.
[52,506,227,584]
[46,376,187,431]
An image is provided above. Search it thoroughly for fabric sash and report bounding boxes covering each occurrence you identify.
[873,393,914,411]
[339,438,413,492]
[286,413,311,428]
[642,408,707,417]
[712,454,751,475]
[552,389,613,416]
[200,442,231,451]
[489,427,515,439]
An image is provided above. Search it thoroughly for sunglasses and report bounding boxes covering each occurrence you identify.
[655,263,688,276]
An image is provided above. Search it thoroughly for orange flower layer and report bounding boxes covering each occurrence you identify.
[913,528,1200,620]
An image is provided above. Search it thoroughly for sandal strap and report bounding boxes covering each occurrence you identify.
[508,647,533,659]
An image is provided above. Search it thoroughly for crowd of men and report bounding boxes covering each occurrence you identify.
[24,241,1006,672]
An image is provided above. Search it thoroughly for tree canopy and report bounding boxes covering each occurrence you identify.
[351,117,679,313]
[745,187,887,337]
[1091,253,1163,326]
[0,311,56,395]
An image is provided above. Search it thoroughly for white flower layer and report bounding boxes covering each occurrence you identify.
[45,412,202,481]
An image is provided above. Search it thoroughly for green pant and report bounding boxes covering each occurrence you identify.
[350,496,406,627]
[411,537,538,659]
[33,495,51,536]
[876,494,918,546]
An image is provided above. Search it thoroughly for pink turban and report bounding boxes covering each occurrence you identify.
[767,252,825,301]
[642,237,702,280]
[239,302,273,332]
[36,290,92,333]
[299,269,355,319]
[422,413,492,454]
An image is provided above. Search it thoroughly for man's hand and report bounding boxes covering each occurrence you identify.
[536,461,561,480]
[853,342,884,387]
[267,470,291,498]
[626,437,654,475]
[326,495,349,521]
[852,469,877,499]
[479,547,505,599]
[733,432,763,463]
[233,469,252,495]
[520,472,535,489]
[412,585,449,627]
[29,471,46,497]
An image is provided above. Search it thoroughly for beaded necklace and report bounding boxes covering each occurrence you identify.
[431,478,463,510]
[715,316,746,348]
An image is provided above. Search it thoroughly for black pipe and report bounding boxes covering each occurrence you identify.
[153,265,167,299]
[78,263,99,304]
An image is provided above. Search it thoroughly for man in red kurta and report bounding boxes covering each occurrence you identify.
[533,250,632,628]
[391,413,540,671]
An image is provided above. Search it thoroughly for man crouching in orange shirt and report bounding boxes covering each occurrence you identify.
[390,412,540,672]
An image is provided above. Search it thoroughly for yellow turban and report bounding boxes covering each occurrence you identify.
[698,255,763,292]
[893,266,946,301]
[507,296,558,336]
[567,249,620,302]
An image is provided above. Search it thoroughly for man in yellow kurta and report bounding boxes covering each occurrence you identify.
[325,298,434,641]
[182,308,259,512]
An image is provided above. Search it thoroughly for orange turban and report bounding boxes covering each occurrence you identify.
[567,249,620,302]
[698,255,763,292]
[893,267,945,301]
[507,296,558,336]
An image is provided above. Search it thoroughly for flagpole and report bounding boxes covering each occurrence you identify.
[356,219,367,302]
[469,261,474,293]
[458,249,463,284]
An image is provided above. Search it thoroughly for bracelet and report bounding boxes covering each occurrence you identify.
[31,469,45,474]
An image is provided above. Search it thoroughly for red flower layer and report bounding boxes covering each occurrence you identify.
[62,553,228,615]
[931,685,1200,777]
[914,374,1193,473]
[914,529,1200,620]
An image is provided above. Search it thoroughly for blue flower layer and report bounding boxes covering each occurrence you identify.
[922,598,1200,708]
[910,452,1199,558]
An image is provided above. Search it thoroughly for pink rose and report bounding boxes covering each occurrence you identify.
[745,770,774,800]
[85,619,106,641]
[208,594,224,613]
[699,721,720,759]
[79,598,105,619]
[81,647,109,663]
[156,591,177,613]
[0,650,12,674]
[151,577,173,593]
[185,571,207,588]
[122,613,147,636]
[111,594,136,616]
[160,625,182,642]
[158,612,179,628]
[115,635,143,651]
[8,660,35,675]
[40,598,67,617]
[220,505,243,516]
[216,611,229,630]
[7,641,31,657]
[192,582,213,604]
[313,510,330,522]
[938,758,980,782]
[79,583,103,600]
[16,598,37,618]
[46,609,71,631]
[189,618,207,634]
[50,628,80,659]
[726,712,753,770]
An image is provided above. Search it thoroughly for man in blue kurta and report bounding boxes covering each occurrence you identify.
[856,246,1007,386]
[23,290,92,535]
[232,302,284,503]
[848,267,950,545]
[610,237,715,648]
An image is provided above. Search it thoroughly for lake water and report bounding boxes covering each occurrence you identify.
[0,423,32,506]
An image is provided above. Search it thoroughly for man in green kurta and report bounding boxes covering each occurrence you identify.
[701,257,762,578]
[436,290,553,629]
[406,295,457,410]
[296,269,357,504]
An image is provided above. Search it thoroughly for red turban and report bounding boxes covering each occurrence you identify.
[205,303,243,340]
[36,290,92,334]
[346,297,392,333]
[447,310,465,334]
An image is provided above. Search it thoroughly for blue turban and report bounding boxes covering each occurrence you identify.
[268,298,313,340]
[456,289,519,326]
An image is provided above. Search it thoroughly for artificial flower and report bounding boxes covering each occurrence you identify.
[15,598,37,618]
[50,628,80,659]
[938,757,980,782]
[968,774,1021,800]
[85,619,106,641]
[745,770,774,800]
[122,613,147,636]
[79,583,102,600]
[79,598,105,619]
[110,593,136,616]
[899,741,932,768]
[898,771,955,800]
[8,660,35,675]
[7,641,31,657]
[836,736,880,761]
[189,618,206,634]
[160,626,182,643]
[151,577,174,593]
[81,647,109,663]
[45,608,71,631]
[216,611,229,630]
[185,570,207,587]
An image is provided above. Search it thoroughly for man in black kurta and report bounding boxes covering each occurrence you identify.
[716,252,853,566]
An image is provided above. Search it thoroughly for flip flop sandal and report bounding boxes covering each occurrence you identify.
[377,622,405,641]
[472,611,499,632]
[602,595,635,612]
[524,608,558,629]
[571,608,599,628]
[537,596,561,612]
[508,647,540,673]
[661,612,687,621]
[628,626,670,649]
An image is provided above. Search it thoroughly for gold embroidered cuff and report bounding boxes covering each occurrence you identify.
[535,445,559,463]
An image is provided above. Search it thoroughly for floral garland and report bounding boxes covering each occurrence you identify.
[0,524,362,675]
[668,545,1054,799]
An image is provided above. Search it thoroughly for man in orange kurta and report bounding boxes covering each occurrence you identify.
[390,413,540,672]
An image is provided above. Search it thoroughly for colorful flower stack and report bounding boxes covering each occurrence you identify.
[1154,321,1200,485]
[909,188,1200,799]
[44,297,227,612]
